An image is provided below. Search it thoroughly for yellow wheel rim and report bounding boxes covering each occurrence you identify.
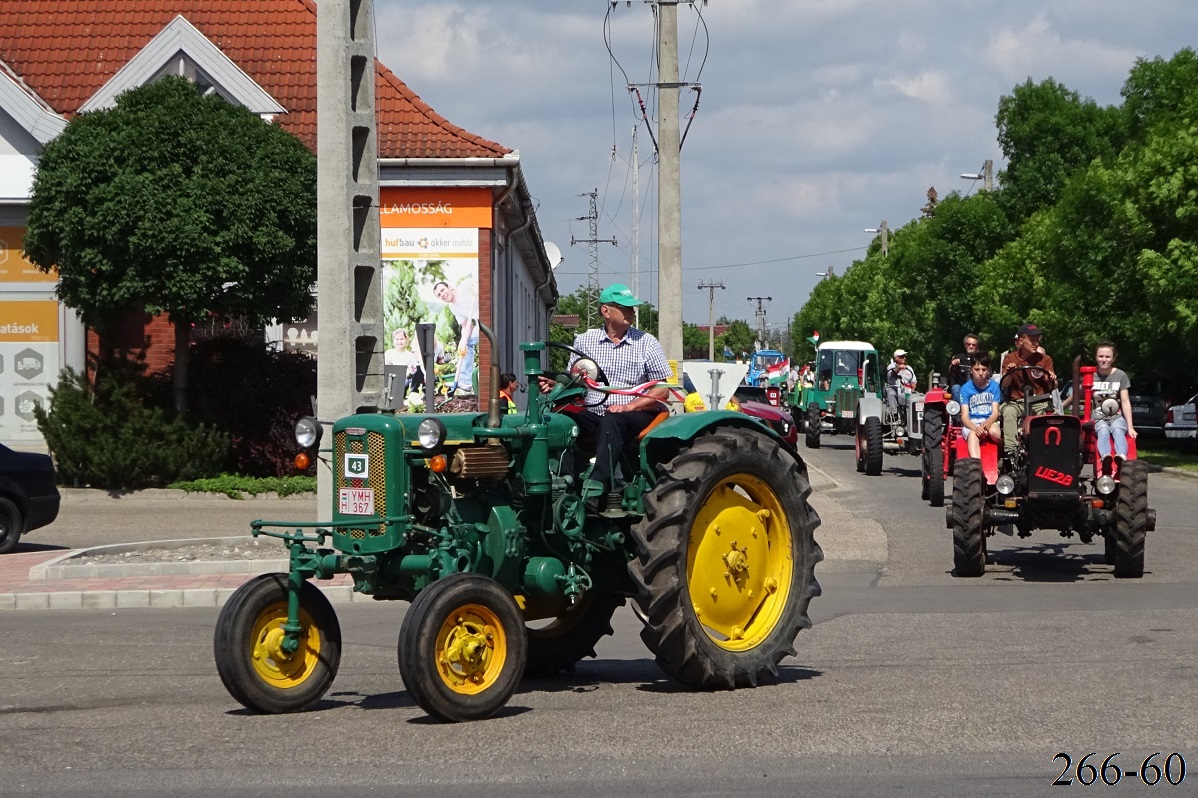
[435,603,507,694]
[250,602,321,688]
[686,473,793,651]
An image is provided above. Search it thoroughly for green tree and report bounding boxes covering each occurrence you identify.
[682,322,710,359]
[995,77,1124,220]
[24,76,317,417]
[1121,48,1198,144]
[716,319,754,362]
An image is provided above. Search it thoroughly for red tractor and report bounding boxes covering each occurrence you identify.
[949,361,1156,578]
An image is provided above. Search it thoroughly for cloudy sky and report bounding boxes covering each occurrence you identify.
[375,0,1198,334]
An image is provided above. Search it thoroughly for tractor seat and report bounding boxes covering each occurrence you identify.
[637,410,671,441]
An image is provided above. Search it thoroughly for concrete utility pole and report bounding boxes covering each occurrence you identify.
[698,280,725,360]
[747,295,772,346]
[865,221,889,257]
[315,0,383,518]
[656,0,683,362]
[570,188,616,329]
[631,126,640,327]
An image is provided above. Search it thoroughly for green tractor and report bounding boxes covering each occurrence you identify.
[791,340,881,449]
[213,333,823,723]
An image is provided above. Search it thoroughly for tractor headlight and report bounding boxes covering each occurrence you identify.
[996,474,1016,495]
[895,425,906,437]
[1096,475,1117,495]
[295,416,322,449]
[417,417,447,451]
[946,401,961,417]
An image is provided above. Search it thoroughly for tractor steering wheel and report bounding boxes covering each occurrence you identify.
[543,341,610,407]
[999,364,1054,403]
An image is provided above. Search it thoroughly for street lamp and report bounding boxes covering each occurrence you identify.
[864,221,888,257]
[960,159,993,191]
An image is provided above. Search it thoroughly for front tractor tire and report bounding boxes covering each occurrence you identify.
[804,403,821,449]
[629,426,823,689]
[951,458,987,577]
[214,573,342,714]
[922,409,945,507]
[1111,461,1148,578]
[398,573,527,722]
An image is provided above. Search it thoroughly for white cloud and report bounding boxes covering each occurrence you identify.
[982,12,1140,100]
[881,70,955,104]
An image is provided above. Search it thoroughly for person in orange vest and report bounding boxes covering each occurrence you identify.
[498,372,520,414]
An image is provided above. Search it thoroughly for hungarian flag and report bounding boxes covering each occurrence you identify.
[764,356,791,386]
[806,329,820,346]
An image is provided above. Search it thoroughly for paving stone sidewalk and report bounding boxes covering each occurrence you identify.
[0,547,356,611]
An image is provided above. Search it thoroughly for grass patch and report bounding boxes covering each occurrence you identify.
[1135,441,1198,473]
[168,474,316,499]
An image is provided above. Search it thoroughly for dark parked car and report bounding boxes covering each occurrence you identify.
[0,443,60,553]
[1128,377,1177,437]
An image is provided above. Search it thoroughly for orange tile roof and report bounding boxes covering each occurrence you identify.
[0,0,510,159]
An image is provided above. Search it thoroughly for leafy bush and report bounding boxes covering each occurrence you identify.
[168,474,316,498]
[179,336,317,477]
[35,367,229,489]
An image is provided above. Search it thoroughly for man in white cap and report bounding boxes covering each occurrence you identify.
[886,349,917,412]
[538,283,672,502]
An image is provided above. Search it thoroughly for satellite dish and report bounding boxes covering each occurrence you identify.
[544,241,562,270]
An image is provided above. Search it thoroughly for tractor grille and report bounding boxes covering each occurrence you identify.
[450,445,510,480]
[334,430,387,537]
[834,386,859,419]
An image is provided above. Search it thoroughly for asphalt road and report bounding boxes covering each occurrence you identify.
[2,441,1196,797]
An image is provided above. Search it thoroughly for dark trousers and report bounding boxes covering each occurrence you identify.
[570,408,659,490]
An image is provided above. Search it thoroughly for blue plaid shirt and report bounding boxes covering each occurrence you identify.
[570,327,672,414]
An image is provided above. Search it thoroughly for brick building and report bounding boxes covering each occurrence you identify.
[0,0,557,443]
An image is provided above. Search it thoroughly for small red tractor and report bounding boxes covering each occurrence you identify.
[948,361,1156,578]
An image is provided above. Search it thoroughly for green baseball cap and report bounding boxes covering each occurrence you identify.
[599,283,640,307]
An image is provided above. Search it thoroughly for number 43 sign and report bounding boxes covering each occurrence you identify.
[344,453,369,479]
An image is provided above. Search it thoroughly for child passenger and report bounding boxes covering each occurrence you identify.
[1091,341,1136,472]
[959,354,1002,458]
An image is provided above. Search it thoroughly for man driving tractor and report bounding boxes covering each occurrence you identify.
[999,322,1057,457]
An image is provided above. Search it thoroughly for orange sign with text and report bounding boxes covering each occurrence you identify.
[0,227,56,283]
[0,300,59,342]
[379,187,493,229]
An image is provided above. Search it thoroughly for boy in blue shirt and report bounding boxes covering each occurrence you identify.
[958,354,1002,458]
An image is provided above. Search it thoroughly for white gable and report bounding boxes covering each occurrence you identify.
[0,60,66,145]
[79,15,284,117]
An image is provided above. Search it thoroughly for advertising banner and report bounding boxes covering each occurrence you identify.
[0,300,60,441]
[380,187,488,404]
[0,227,56,284]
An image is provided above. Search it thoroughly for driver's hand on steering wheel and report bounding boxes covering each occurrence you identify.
[537,375,556,394]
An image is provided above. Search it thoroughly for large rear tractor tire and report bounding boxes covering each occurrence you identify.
[951,458,987,577]
[214,573,342,713]
[1111,461,1147,578]
[863,416,884,476]
[524,592,625,676]
[629,426,822,689]
[398,573,527,722]
[923,409,945,507]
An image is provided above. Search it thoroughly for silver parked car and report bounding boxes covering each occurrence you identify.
[1165,393,1198,453]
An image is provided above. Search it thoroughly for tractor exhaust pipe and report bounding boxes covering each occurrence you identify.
[478,321,502,429]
